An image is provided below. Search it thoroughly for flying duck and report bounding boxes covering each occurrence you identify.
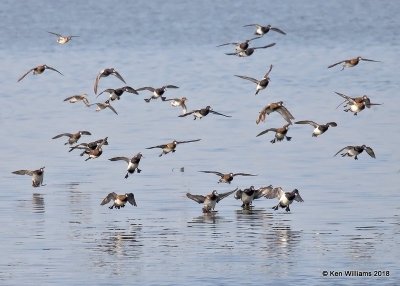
[101,192,137,209]
[334,145,376,160]
[17,64,63,82]
[263,187,304,212]
[328,56,380,70]
[146,139,201,157]
[234,185,273,209]
[243,24,286,36]
[186,189,237,213]
[12,167,45,188]
[256,123,292,143]
[47,31,79,44]
[164,97,188,114]
[256,101,294,125]
[217,36,261,52]
[63,94,90,106]
[88,100,118,115]
[97,86,138,101]
[52,131,92,145]
[179,106,231,120]
[94,68,126,94]
[198,170,257,184]
[335,92,381,115]
[225,43,276,57]
[136,85,179,102]
[294,120,337,137]
[235,64,273,95]
[109,152,143,179]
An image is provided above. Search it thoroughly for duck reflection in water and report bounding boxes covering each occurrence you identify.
[32,193,45,214]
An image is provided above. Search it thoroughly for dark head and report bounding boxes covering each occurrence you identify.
[205,106,211,110]
[135,152,143,159]
[293,189,299,194]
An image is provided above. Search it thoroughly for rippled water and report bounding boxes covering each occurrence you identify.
[1,0,399,285]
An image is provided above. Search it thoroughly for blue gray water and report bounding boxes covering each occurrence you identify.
[0,0,399,285]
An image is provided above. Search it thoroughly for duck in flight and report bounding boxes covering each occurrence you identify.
[179,106,231,120]
[334,145,376,160]
[63,94,90,106]
[334,92,381,115]
[12,167,45,188]
[47,31,79,44]
[17,64,63,82]
[96,86,138,101]
[256,101,294,125]
[225,43,276,57]
[198,170,257,184]
[263,187,304,212]
[235,64,273,95]
[146,139,201,157]
[94,68,126,94]
[109,152,143,179]
[101,192,137,209]
[294,120,337,137]
[328,56,380,70]
[217,36,261,52]
[136,85,179,102]
[52,131,92,145]
[256,123,292,143]
[243,24,286,36]
[186,189,237,213]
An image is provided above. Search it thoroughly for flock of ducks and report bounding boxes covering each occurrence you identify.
[12,23,381,214]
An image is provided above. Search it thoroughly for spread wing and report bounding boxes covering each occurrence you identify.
[264,64,273,78]
[199,170,224,177]
[52,133,72,139]
[364,146,376,158]
[256,128,277,137]
[106,104,118,115]
[360,58,380,63]
[232,173,257,177]
[216,189,237,202]
[176,139,201,144]
[186,193,206,204]
[253,43,276,49]
[17,68,34,82]
[94,72,102,94]
[112,70,126,84]
[328,60,345,69]
[178,109,197,117]
[96,88,114,98]
[254,185,273,199]
[126,193,137,206]
[262,187,284,199]
[47,31,62,37]
[294,120,318,128]
[136,86,155,92]
[109,157,130,163]
[271,27,286,35]
[45,66,63,76]
[100,192,117,205]
[294,191,304,202]
[234,75,259,84]
[334,91,352,101]
[216,42,238,47]
[276,106,294,123]
[234,189,243,200]
[334,146,352,157]
[243,24,259,27]
[209,110,231,117]
[12,169,34,176]
[164,85,179,89]
[146,144,167,149]
[80,131,91,135]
